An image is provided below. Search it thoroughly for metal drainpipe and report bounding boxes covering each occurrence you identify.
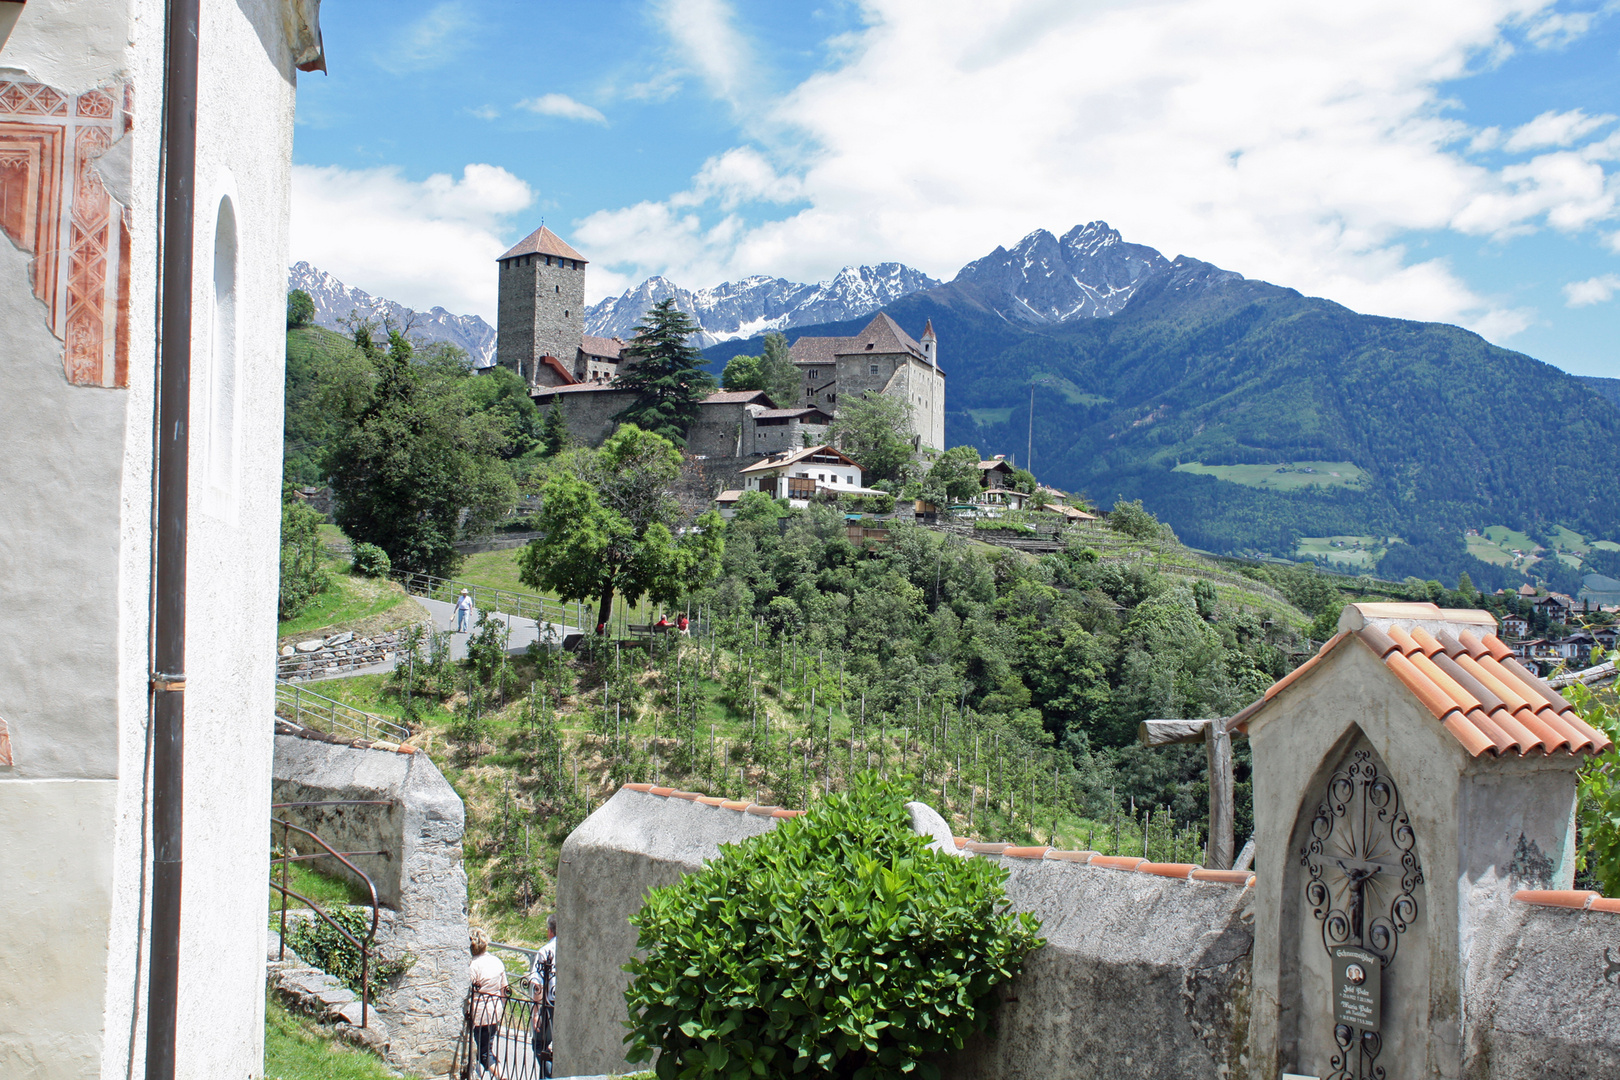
[146,0,199,1075]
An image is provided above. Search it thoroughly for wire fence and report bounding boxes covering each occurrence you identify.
[391,569,581,632]
[274,680,411,743]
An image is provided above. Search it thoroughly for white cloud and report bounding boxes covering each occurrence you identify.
[387,2,473,71]
[570,0,1620,343]
[1565,273,1620,306]
[1503,108,1616,152]
[290,163,533,320]
[654,0,754,105]
[470,105,500,121]
[517,93,608,125]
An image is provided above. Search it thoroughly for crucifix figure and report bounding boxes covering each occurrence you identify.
[1136,715,1236,869]
[1336,860,1382,943]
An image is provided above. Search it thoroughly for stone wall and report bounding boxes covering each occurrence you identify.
[553,785,1254,1079]
[277,629,408,680]
[531,386,638,447]
[272,732,469,1076]
[497,256,584,377]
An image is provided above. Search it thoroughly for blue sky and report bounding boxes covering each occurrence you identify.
[291,1,1620,378]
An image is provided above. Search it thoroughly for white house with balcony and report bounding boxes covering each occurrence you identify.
[737,445,878,505]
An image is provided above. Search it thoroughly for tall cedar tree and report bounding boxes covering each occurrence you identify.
[613,299,715,445]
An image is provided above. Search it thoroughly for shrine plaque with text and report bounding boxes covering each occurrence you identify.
[1333,947,1382,1032]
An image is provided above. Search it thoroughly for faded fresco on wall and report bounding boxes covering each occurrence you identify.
[0,78,131,388]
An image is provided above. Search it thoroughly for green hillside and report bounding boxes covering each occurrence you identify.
[708,266,1620,589]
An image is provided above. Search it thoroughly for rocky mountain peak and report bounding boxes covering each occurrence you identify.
[287,262,497,366]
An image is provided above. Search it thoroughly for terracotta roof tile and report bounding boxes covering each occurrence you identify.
[745,803,779,816]
[1089,855,1147,872]
[1514,889,1597,910]
[953,837,968,848]
[695,796,727,806]
[771,808,805,818]
[703,390,776,405]
[648,786,676,797]
[499,225,586,263]
[1044,850,1096,863]
[1002,846,1049,859]
[1235,607,1612,759]
[668,790,701,801]
[580,334,624,359]
[1190,869,1256,885]
[965,842,1009,854]
[1140,862,1199,879]
[720,800,750,811]
[624,783,654,792]
[1589,897,1620,914]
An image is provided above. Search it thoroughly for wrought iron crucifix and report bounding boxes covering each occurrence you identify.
[1302,749,1423,1080]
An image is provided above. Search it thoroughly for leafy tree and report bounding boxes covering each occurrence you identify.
[721,352,765,391]
[828,391,916,485]
[286,288,314,329]
[1107,498,1168,541]
[539,398,571,457]
[462,364,542,459]
[928,445,984,503]
[758,331,800,409]
[614,299,716,445]
[326,328,518,577]
[278,494,330,620]
[1008,467,1037,495]
[519,425,724,628]
[1565,678,1620,894]
[623,774,1042,1080]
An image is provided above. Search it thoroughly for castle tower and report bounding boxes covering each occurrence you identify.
[496,225,587,385]
[920,319,937,367]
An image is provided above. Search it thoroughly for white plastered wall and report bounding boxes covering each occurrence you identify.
[0,1,296,1077]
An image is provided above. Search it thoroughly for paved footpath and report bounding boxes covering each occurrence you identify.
[295,596,581,684]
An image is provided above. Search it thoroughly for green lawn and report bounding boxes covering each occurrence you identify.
[1173,460,1370,491]
[456,548,662,627]
[967,407,1014,426]
[1481,525,1537,551]
[277,570,416,641]
[1295,535,1387,569]
[264,993,395,1080]
[269,858,375,918]
[1466,533,1520,567]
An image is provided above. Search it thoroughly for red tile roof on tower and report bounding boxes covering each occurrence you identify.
[499,225,587,263]
[1231,602,1612,759]
[921,319,936,340]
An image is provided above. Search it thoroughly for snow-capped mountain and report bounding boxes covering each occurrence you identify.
[287,262,497,367]
[947,222,1182,324]
[584,263,940,348]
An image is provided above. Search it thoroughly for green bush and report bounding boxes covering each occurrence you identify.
[1566,673,1620,894]
[350,542,390,579]
[279,498,331,621]
[285,905,412,999]
[623,775,1042,1080]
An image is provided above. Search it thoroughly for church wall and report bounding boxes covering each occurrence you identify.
[0,1,297,1076]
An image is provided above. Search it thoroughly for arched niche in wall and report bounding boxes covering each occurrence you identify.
[205,194,239,519]
[1279,726,1429,1080]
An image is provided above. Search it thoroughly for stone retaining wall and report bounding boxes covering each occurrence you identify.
[272,731,469,1076]
[277,629,407,680]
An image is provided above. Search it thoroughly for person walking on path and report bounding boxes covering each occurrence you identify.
[455,589,474,633]
[523,914,558,1077]
[467,927,508,1080]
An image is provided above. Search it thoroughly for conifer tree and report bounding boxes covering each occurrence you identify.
[613,299,715,446]
[540,398,570,457]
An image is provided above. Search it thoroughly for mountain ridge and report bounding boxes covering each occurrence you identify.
[287,262,497,367]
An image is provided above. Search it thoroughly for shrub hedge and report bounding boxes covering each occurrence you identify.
[622,775,1042,1080]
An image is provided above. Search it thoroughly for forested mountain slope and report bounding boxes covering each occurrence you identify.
[706,261,1620,584]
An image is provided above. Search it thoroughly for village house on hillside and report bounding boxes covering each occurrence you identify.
[495,225,945,487]
[735,445,888,506]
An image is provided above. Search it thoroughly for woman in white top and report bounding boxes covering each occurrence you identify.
[467,927,508,1079]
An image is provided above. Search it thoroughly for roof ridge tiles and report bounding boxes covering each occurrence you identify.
[1089,855,1147,871]
[1140,862,1199,879]
[1355,624,1399,659]
[1002,846,1049,859]
[1190,869,1256,886]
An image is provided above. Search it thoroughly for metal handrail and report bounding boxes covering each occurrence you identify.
[274,680,410,743]
[271,816,383,1029]
[389,568,579,632]
[451,988,552,1080]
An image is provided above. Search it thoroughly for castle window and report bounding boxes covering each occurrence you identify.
[555,285,559,293]
[870,365,879,375]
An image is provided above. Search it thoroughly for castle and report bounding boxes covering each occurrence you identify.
[495,225,945,459]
